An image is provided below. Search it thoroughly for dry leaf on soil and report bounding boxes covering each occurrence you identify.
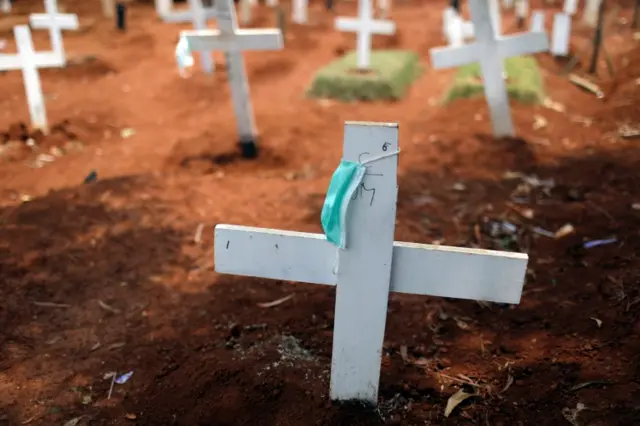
[444,389,476,417]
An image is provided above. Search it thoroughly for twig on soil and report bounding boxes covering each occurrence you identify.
[33,301,71,308]
[570,380,611,391]
[107,373,116,399]
[568,74,604,98]
[194,223,204,244]
[98,300,121,314]
[438,372,485,389]
[500,374,514,394]
[256,294,294,308]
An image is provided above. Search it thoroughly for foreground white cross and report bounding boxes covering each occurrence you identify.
[0,26,49,130]
[430,0,549,137]
[215,121,529,403]
[181,0,283,157]
[29,0,79,67]
[335,0,395,69]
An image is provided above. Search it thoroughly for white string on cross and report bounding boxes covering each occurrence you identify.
[29,0,79,67]
[214,121,529,404]
[335,0,395,70]
[0,26,50,130]
[180,0,283,158]
[430,0,549,137]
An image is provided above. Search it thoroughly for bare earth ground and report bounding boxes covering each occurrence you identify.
[1,0,639,424]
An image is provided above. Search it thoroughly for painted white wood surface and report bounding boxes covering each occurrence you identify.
[551,12,571,56]
[214,122,528,403]
[515,0,529,22]
[292,0,307,23]
[582,0,601,27]
[158,0,217,23]
[187,0,214,73]
[29,0,79,67]
[444,6,474,41]
[564,0,578,15]
[489,0,501,36]
[240,0,252,25]
[446,13,465,46]
[181,0,283,143]
[11,26,48,130]
[530,10,545,32]
[335,0,395,69]
[430,0,549,137]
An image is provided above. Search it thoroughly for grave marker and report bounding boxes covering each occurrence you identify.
[335,0,396,70]
[551,12,571,56]
[1,0,11,13]
[181,0,283,158]
[583,0,602,27]
[292,0,307,24]
[29,0,79,66]
[564,0,578,15]
[531,10,545,32]
[158,0,217,23]
[214,121,529,403]
[445,11,465,46]
[515,0,529,28]
[430,0,549,137]
[0,26,49,130]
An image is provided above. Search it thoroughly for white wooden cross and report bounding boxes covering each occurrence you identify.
[29,0,79,67]
[180,0,283,157]
[335,0,395,70]
[0,26,50,130]
[564,0,579,15]
[1,0,11,13]
[429,0,549,137]
[292,0,307,24]
[214,121,528,403]
[530,10,545,33]
[582,0,601,27]
[489,0,501,35]
[156,0,217,23]
[551,12,571,56]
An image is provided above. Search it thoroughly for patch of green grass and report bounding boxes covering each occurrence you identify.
[443,56,545,104]
[307,50,422,101]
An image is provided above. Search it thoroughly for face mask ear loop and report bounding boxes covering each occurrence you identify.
[359,149,401,165]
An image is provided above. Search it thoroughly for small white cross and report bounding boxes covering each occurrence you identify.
[430,0,549,137]
[29,0,79,67]
[157,0,217,23]
[181,0,283,156]
[335,0,395,70]
[215,121,529,404]
[292,0,307,24]
[582,0,601,27]
[551,12,571,56]
[0,26,50,131]
[564,0,579,15]
[530,10,545,33]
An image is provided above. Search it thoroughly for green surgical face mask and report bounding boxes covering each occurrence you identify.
[321,150,400,249]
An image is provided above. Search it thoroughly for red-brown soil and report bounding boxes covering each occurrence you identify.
[1,0,639,425]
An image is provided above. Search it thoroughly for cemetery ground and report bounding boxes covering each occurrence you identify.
[1,0,640,424]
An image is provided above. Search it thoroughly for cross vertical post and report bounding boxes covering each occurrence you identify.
[14,26,48,131]
[335,0,395,70]
[330,122,398,403]
[429,0,549,137]
[188,0,214,72]
[292,0,307,24]
[181,0,283,158]
[551,13,571,56]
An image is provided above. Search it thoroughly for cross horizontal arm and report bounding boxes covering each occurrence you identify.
[0,51,62,71]
[162,8,217,23]
[29,13,79,30]
[182,29,283,52]
[334,17,396,35]
[215,225,528,304]
[498,32,549,58]
[430,43,480,69]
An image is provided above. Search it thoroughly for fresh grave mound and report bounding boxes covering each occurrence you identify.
[442,56,545,104]
[307,50,421,101]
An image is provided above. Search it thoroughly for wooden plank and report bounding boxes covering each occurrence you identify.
[214,226,527,304]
